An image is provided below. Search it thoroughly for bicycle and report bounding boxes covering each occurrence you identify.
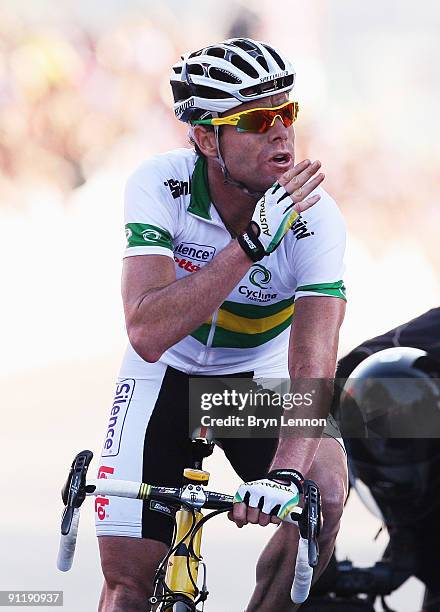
[57,439,322,611]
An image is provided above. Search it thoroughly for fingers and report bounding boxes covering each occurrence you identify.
[291,171,325,202]
[228,502,248,528]
[278,159,311,185]
[279,159,325,205]
[293,193,321,213]
[228,503,274,527]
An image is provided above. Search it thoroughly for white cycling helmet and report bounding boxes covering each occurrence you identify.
[171,38,295,122]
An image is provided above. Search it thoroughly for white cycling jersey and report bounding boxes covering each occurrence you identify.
[122,147,346,377]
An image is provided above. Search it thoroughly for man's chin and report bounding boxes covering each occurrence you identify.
[267,165,294,187]
[236,169,291,194]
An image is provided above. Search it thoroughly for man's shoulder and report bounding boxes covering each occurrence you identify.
[128,148,197,188]
[307,187,342,219]
[295,186,345,237]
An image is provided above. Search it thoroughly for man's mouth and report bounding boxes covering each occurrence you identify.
[268,152,292,167]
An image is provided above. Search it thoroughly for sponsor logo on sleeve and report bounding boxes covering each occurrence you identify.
[142,229,162,242]
[291,217,314,240]
[174,242,216,262]
[101,379,135,458]
[174,242,216,273]
[164,178,191,199]
[125,223,173,249]
[95,465,114,521]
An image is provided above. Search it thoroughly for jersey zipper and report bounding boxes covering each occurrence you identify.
[200,308,219,366]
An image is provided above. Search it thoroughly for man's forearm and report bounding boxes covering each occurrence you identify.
[128,240,252,360]
[269,377,334,475]
[269,297,345,475]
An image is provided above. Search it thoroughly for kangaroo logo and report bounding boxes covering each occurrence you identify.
[249,264,272,289]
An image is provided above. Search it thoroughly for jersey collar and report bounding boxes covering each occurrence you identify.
[188,156,212,220]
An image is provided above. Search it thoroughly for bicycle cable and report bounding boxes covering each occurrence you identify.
[187,508,230,561]
[187,509,230,609]
[151,501,198,605]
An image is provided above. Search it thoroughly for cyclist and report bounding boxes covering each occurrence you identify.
[333,307,440,612]
[96,38,348,611]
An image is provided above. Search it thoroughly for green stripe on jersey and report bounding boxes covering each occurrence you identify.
[125,223,173,250]
[190,315,292,348]
[191,323,211,345]
[213,316,292,348]
[296,280,346,300]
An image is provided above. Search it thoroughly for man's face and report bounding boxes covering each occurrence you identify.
[218,92,295,192]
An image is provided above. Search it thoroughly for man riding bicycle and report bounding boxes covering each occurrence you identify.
[97,38,348,611]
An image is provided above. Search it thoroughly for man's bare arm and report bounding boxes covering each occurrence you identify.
[122,241,252,362]
[269,296,346,475]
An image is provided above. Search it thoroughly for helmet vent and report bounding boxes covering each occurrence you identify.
[171,81,192,103]
[206,47,226,59]
[193,85,232,100]
[188,49,204,58]
[239,73,294,98]
[230,39,255,52]
[230,54,259,78]
[263,44,286,70]
[187,64,204,76]
[209,67,241,84]
[256,55,269,72]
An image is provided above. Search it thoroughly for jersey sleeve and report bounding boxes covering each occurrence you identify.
[292,189,347,301]
[123,160,178,259]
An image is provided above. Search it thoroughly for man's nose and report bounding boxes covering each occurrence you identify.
[268,115,290,140]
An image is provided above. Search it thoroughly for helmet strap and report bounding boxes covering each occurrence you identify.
[213,125,265,199]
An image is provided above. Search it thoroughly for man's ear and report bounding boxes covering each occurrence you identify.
[192,125,218,159]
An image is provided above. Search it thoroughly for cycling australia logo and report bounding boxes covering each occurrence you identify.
[249,264,271,289]
[239,264,277,302]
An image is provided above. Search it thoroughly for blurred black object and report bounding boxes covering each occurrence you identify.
[337,346,440,438]
[226,7,261,39]
[308,308,440,610]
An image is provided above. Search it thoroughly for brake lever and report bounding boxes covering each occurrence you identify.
[61,450,93,535]
[302,479,321,568]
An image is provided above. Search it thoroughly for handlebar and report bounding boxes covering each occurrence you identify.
[57,451,320,604]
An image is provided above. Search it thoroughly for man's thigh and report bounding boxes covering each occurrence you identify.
[98,536,168,590]
[95,363,193,547]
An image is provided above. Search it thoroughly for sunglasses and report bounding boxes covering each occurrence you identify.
[192,100,299,134]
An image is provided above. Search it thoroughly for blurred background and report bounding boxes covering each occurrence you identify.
[1,0,439,610]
